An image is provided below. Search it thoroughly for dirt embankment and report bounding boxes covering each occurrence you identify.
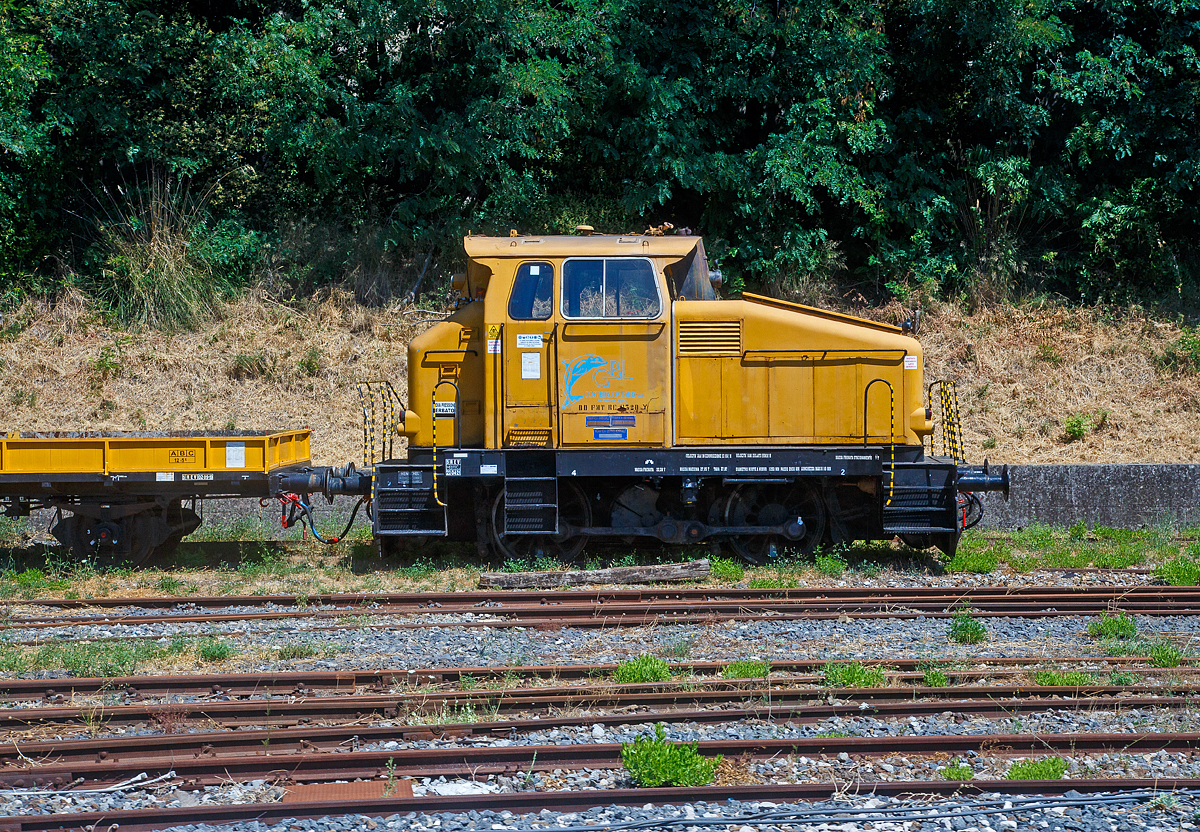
[1,292,1197,465]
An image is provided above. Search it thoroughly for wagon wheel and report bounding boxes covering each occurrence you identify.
[491,481,591,565]
[57,514,134,569]
[724,481,826,564]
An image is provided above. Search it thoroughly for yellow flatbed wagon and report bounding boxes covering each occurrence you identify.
[0,430,311,564]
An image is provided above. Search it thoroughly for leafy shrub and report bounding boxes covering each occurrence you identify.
[1062,413,1089,441]
[815,550,847,577]
[948,610,987,644]
[614,654,671,683]
[299,346,322,376]
[621,723,721,787]
[710,556,744,581]
[1156,553,1200,587]
[945,549,997,574]
[823,661,885,688]
[722,660,770,679]
[942,762,974,780]
[1087,612,1137,640]
[1007,757,1069,780]
[1161,326,1200,373]
[1033,670,1097,686]
[1148,641,1183,668]
[199,640,236,662]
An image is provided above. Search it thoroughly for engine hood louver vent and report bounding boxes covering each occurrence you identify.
[678,320,742,355]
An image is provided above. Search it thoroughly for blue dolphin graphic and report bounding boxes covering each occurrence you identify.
[561,355,607,408]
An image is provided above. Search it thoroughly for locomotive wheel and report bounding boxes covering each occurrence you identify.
[724,481,826,564]
[491,481,591,564]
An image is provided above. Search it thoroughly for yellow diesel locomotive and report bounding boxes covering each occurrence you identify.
[292,232,1007,563]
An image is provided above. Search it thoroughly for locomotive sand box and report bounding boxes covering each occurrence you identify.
[1,233,1007,564]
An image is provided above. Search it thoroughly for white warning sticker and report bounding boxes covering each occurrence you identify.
[516,333,542,348]
[480,463,498,475]
[224,442,245,469]
[521,352,540,379]
[156,472,175,482]
[433,401,457,416]
[487,338,501,354]
[904,355,918,370]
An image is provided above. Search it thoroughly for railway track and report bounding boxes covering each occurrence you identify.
[0,587,1196,832]
[2,585,1196,630]
[1,655,1188,701]
[3,693,1198,771]
[5,781,1198,832]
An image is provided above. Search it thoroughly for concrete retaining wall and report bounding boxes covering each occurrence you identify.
[977,464,1200,530]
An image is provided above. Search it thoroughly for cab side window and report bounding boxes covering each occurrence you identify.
[508,262,553,320]
[562,258,661,319]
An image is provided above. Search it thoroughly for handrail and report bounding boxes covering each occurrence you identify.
[430,379,462,508]
[744,348,907,360]
[927,380,965,463]
[355,381,405,468]
[863,378,896,507]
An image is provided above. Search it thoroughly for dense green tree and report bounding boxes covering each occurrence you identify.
[1,0,1197,313]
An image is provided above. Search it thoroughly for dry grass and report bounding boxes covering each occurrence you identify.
[0,289,434,465]
[864,300,1200,462]
[2,291,1198,464]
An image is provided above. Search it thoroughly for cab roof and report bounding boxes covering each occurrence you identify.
[464,234,701,259]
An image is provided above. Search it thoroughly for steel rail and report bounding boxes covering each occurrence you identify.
[4,695,1197,770]
[3,584,1194,612]
[1,683,1196,731]
[3,779,1199,832]
[5,597,1200,630]
[3,732,1200,789]
[1,656,1184,702]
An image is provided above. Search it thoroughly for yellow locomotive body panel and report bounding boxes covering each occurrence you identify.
[0,430,311,475]
[402,234,933,452]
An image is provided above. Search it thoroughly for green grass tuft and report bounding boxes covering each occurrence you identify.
[1148,641,1183,668]
[947,609,987,644]
[1156,552,1200,587]
[1006,757,1069,780]
[710,556,744,581]
[942,762,974,780]
[621,723,721,787]
[1108,670,1139,686]
[814,550,847,577]
[919,663,949,687]
[823,661,886,688]
[614,654,671,684]
[722,659,770,679]
[1033,670,1098,686]
[1087,612,1137,640]
[945,549,998,574]
[747,576,797,589]
[276,643,318,661]
[198,639,236,662]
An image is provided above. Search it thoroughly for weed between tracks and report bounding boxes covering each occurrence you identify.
[0,636,232,677]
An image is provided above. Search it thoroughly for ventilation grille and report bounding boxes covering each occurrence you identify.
[678,320,742,355]
[506,428,553,448]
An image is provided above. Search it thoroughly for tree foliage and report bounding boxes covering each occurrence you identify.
[3,0,1198,312]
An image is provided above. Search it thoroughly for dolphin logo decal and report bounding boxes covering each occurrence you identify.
[561,355,607,408]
